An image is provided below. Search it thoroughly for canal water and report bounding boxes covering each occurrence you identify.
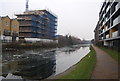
[1,44,90,80]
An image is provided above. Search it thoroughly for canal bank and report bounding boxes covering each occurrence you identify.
[2,42,58,51]
[46,45,96,79]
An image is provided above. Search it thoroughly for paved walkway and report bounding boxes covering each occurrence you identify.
[91,45,118,79]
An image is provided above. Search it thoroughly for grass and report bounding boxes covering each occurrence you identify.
[0,58,2,76]
[59,46,96,79]
[99,46,120,63]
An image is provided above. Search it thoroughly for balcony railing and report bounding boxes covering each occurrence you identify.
[17,17,32,20]
[37,25,40,28]
[19,35,31,38]
[19,24,32,26]
[17,18,25,20]
[20,30,32,32]
[36,31,41,33]
[25,17,32,20]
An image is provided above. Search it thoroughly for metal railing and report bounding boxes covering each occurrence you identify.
[20,30,31,32]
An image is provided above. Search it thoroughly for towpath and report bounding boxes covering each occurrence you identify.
[92,45,118,79]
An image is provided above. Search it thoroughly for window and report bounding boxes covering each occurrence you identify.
[6,22,9,26]
[4,29,10,36]
[14,24,17,28]
[4,29,9,32]
[13,31,17,33]
[13,31,17,36]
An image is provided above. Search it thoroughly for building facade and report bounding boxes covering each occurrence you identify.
[94,21,100,45]
[95,0,120,50]
[1,16,11,37]
[16,9,57,42]
[0,17,2,37]
[11,19,19,42]
[0,16,19,42]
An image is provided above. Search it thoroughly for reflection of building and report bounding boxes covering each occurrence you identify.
[94,1,120,50]
[11,52,56,80]
[16,9,57,42]
[0,16,19,42]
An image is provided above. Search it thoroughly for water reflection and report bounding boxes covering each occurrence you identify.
[63,45,81,54]
[1,44,90,80]
[2,51,56,80]
[55,45,90,75]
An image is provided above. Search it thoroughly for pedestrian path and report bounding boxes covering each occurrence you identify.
[91,45,118,79]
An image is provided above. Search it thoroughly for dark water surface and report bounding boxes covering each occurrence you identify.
[1,44,90,80]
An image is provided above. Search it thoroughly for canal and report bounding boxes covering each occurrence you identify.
[1,44,90,80]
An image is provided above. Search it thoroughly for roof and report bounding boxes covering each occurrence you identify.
[16,9,57,18]
[10,18,19,23]
[40,9,57,18]
[1,15,10,19]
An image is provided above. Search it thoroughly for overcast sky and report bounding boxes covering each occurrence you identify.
[0,0,103,40]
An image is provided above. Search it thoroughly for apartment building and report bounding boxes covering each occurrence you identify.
[95,0,120,50]
[0,16,19,42]
[0,17,2,37]
[0,17,2,44]
[16,9,57,42]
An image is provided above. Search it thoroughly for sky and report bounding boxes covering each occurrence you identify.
[0,0,104,40]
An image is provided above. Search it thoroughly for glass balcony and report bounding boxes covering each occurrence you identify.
[112,31,118,38]
[102,37,103,40]
[113,15,120,26]
[106,34,109,39]
[115,2,120,11]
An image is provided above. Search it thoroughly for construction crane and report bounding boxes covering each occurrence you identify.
[26,0,29,11]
